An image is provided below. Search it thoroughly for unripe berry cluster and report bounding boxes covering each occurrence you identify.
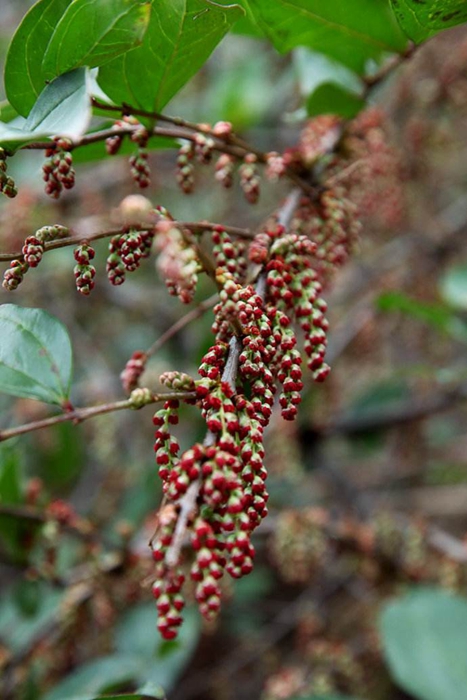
[42,137,75,198]
[0,150,17,198]
[120,350,147,393]
[2,225,69,290]
[239,153,260,203]
[151,377,268,638]
[74,243,96,296]
[106,228,153,285]
[153,219,201,303]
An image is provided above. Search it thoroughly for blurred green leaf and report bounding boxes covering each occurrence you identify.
[42,0,150,79]
[348,378,410,421]
[0,582,63,654]
[390,0,467,43]
[115,603,201,689]
[0,443,25,558]
[45,604,200,699]
[378,291,467,343]
[380,588,467,700]
[43,655,146,700]
[4,0,72,116]
[32,422,84,490]
[0,304,73,405]
[294,47,364,117]
[439,263,467,310]
[306,83,364,118]
[98,0,244,112]
[242,0,407,72]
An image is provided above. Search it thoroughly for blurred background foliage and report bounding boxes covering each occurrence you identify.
[1,1,467,700]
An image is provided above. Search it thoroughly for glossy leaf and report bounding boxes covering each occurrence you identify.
[380,588,467,700]
[24,68,91,140]
[242,0,408,72]
[98,0,244,112]
[0,304,73,406]
[1,69,92,152]
[4,0,72,116]
[42,0,151,78]
[390,0,467,43]
[307,83,364,118]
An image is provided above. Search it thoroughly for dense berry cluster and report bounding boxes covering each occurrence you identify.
[148,212,351,637]
[106,228,153,286]
[239,153,260,203]
[42,137,75,198]
[74,243,96,296]
[0,149,17,198]
[2,225,69,290]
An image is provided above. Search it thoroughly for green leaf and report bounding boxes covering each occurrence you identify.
[42,0,151,79]
[307,83,364,118]
[0,69,92,153]
[98,0,244,112]
[0,304,73,406]
[390,0,467,43]
[242,0,408,72]
[439,263,467,310]
[24,68,91,140]
[380,588,467,700]
[4,0,72,116]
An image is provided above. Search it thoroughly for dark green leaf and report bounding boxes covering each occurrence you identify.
[42,0,151,79]
[243,0,407,72]
[390,0,467,43]
[0,304,73,406]
[4,0,72,116]
[380,588,467,700]
[24,68,91,140]
[307,83,364,118]
[98,0,244,112]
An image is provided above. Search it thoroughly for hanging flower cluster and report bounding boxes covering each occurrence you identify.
[42,137,75,199]
[106,228,154,286]
[148,212,348,638]
[0,149,17,198]
[153,217,202,303]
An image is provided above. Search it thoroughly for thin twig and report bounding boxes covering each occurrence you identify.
[0,222,253,264]
[146,293,218,359]
[0,391,195,443]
